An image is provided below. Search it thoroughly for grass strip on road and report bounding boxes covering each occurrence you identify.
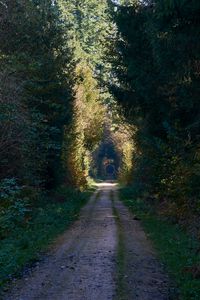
[111,190,127,300]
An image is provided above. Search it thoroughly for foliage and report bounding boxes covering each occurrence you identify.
[110,111,135,184]
[110,0,200,225]
[58,0,114,70]
[0,0,74,189]
[0,179,31,239]
[62,63,105,188]
[58,0,134,185]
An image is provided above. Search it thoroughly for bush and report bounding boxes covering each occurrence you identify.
[0,178,31,239]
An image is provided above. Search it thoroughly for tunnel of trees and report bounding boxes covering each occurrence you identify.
[0,0,200,285]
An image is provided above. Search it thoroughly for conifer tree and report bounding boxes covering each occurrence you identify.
[110,0,200,217]
[0,0,73,189]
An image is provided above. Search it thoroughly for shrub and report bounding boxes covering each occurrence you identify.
[0,178,31,239]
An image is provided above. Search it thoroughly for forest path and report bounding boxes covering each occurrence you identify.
[4,183,169,300]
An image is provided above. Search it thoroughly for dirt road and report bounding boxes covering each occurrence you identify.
[4,183,169,300]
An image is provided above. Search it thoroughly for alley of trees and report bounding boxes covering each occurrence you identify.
[0,0,200,297]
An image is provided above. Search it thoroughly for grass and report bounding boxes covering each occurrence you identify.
[110,190,126,300]
[120,187,200,300]
[0,187,92,291]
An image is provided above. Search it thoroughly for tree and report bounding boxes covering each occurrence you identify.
[0,0,73,189]
[110,0,200,220]
[62,63,105,188]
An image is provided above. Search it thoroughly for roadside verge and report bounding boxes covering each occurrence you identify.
[0,187,93,291]
[120,187,200,300]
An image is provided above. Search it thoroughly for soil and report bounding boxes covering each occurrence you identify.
[3,183,169,300]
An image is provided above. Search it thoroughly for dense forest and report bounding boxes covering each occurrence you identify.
[111,0,200,231]
[0,0,200,297]
[0,0,133,235]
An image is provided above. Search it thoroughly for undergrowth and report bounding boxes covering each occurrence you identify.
[0,187,92,290]
[120,187,200,300]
